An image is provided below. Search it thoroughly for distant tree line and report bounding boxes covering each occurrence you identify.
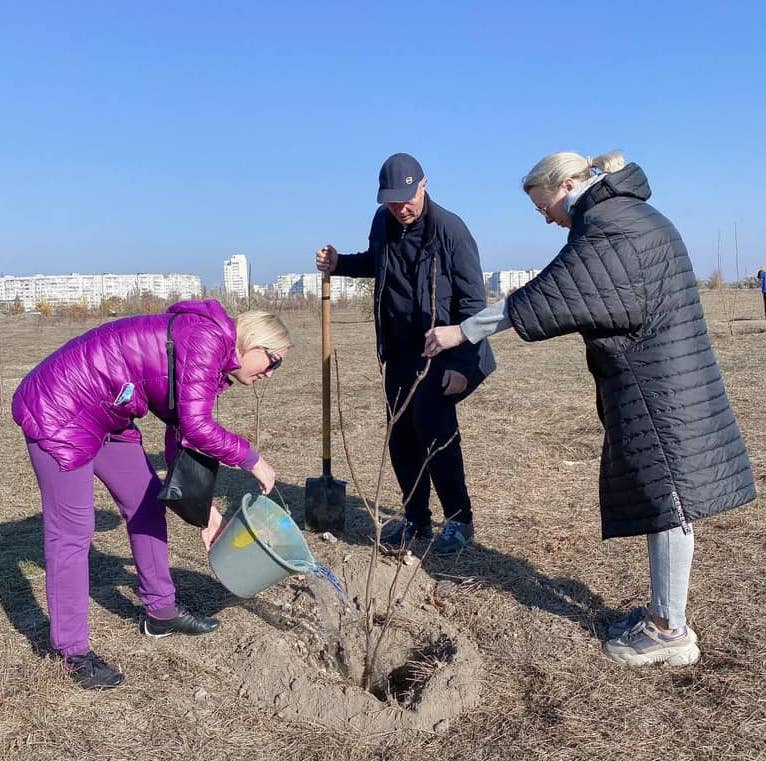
[697,270,761,290]
[1,281,376,320]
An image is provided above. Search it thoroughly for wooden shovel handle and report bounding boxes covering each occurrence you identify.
[322,271,332,476]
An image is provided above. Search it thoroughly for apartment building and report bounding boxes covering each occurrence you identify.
[300,272,361,301]
[275,273,303,299]
[274,272,361,302]
[267,268,540,303]
[0,273,202,311]
[483,269,541,297]
[223,254,249,299]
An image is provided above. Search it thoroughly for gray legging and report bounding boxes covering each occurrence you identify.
[647,524,695,629]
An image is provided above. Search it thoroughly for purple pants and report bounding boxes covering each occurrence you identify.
[28,439,176,657]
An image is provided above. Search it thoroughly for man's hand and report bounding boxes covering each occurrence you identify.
[424,325,466,357]
[315,245,339,273]
[442,369,467,396]
[251,456,276,494]
[201,505,224,552]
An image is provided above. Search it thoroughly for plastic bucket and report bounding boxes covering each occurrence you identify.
[209,493,315,598]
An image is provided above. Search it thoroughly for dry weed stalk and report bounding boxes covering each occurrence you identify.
[0,349,10,421]
[715,229,742,337]
[333,255,450,690]
[250,382,267,450]
[732,222,741,322]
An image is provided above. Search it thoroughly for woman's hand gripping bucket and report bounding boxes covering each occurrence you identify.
[209,493,316,598]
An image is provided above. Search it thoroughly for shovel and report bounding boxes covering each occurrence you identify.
[305,271,346,532]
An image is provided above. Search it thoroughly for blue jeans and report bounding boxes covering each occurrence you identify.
[647,525,694,629]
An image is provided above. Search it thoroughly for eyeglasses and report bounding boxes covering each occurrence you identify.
[532,183,565,217]
[259,347,283,372]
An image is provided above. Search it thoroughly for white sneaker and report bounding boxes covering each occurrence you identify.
[607,606,698,644]
[604,619,700,667]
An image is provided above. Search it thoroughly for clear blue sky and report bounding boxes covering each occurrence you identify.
[1,1,764,288]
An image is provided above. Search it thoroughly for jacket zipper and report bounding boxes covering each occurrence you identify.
[376,242,390,363]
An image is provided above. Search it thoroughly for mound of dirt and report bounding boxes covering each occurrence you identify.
[233,550,483,735]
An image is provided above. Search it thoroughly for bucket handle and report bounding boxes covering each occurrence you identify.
[238,493,295,572]
[235,485,291,534]
[271,484,291,516]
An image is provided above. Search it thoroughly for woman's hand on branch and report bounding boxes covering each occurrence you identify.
[423,325,466,358]
[251,456,276,494]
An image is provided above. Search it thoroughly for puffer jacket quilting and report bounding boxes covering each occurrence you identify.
[12,299,251,471]
[506,164,756,538]
[334,195,496,392]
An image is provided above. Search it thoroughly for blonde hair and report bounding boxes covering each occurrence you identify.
[522,150,625,193]
[235,311,292,355]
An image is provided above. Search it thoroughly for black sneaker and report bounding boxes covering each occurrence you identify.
[379,519,433,549]
[64,651,125,690]
[141,606,220,638]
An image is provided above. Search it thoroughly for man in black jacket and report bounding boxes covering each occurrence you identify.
[315,153,495,554]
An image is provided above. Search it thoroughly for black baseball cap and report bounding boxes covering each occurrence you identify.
[377,153,425,203]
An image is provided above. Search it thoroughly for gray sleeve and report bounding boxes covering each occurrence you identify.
[460,298,512,344]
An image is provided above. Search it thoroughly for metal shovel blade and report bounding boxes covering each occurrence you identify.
[305,473,346,533]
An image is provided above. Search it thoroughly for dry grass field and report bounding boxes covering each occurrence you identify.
[0,289,764,760]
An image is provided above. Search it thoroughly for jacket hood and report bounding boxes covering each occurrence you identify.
[167,299,239,374]
[574,163,652,216]
[168,298,233,327]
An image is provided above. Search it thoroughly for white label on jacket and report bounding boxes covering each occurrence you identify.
[671,490,691,535]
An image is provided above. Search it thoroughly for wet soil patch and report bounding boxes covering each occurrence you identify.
[233,551,483,735]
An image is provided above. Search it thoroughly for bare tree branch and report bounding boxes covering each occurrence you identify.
[400,430,458,510]
[250,379,269,450]
[329,254,445,690]
[361,255,440,688]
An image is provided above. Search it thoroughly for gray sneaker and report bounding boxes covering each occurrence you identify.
[379,519,433,550]
[607,606,698,643]
[433,520,473,555]
[604,619,700,667]
[607,606,649,639]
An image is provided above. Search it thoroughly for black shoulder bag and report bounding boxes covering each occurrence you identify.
[157,314,220,528]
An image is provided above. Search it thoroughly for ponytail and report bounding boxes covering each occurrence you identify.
[522,150,625,192]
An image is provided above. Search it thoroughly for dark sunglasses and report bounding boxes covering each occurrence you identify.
[261,347,283,372]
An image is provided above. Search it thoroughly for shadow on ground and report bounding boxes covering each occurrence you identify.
[228,470,623,640]
[0,459,620,659]
[0,508,238,657]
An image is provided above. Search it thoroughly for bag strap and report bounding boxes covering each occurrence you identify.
[166,313,180,411]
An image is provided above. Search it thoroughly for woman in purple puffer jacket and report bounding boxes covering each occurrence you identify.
[12,299,291,690]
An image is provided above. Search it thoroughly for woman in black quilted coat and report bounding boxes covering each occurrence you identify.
[424,150,756,667]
